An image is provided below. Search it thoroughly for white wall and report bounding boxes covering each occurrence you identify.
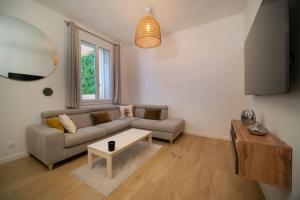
[1,2,297,198]
[123,13,248,139]
[0,0,127,163]
[245,0,300,199]
[0,0,68,162]
[244,0,262,36]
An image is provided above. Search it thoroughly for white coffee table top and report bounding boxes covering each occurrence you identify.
[87,128,152,155]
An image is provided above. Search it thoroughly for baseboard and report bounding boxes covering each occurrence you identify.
[0,151,29,165]
[184,129,231,141]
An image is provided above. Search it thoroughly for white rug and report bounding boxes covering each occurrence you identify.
[71,142,161,196]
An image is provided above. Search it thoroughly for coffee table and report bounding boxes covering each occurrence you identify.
[87,128,152,178]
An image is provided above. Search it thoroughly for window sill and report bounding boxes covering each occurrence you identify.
[80,100,113,108]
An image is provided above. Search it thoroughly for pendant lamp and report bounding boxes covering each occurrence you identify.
[135,6,161,48]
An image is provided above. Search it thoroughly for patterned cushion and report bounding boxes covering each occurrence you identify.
[119,105,134,118]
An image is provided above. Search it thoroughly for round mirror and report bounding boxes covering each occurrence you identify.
[0,16,58,81]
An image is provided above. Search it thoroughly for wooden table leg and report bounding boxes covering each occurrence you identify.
[106,156,112,178]
[88,151,93,169]
[148,134,152,144]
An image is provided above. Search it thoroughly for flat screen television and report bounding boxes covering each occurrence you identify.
[244,0,290,95]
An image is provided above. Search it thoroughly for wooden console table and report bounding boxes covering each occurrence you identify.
[230,120,292,190]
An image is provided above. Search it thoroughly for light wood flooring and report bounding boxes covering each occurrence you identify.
[0,134,264,200]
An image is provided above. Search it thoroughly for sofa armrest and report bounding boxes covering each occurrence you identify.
[26,124,65,167]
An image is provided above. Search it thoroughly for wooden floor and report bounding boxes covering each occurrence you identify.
[0,134,264,200]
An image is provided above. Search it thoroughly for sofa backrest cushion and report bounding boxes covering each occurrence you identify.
[144,108,161,120]
[134,108,145,118]
[41,105,120,119]
[41,105,121,129]
[41,109,88,119]
[133,104,168,120]
[107,109,121,120]
[90,109,120,121]
[67,109,120,129]
[90,111,111,125]
[69,113,93,129]
[160,110,168,120]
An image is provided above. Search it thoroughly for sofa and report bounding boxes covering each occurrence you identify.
[26,104,185,170]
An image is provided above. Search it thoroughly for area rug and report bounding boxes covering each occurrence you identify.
[70,142,161,196]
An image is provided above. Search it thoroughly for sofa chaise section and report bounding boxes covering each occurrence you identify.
[131,119,184,144]
[131,105,185,144]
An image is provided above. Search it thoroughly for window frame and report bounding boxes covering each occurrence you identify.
[78,30,114,106]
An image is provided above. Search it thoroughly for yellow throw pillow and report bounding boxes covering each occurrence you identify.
[46,117,65,132]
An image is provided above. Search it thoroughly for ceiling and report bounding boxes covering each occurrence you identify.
[34,0,246,46]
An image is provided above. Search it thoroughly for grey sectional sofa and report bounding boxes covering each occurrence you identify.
[26,104,185,170]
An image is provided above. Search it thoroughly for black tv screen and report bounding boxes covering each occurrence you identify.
[244,0,289,95]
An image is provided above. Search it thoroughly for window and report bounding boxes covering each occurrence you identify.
[79,31,113,104]
[99,48,112,99]
[80,41,96,100]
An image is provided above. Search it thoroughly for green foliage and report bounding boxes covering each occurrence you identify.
[81,52,95,95]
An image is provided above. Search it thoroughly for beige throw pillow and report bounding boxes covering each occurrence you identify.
[119,105,133,118]
[59,114,77,133]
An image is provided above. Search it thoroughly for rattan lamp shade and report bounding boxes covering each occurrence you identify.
[135,15,161,48]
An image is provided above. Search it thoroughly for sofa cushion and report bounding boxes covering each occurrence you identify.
[144,108,161,120]
[134,108,145,118]
[70,113,93,129]
[154,119,185,133]
[131,119,158,130]
[41,105,120,119]
[41,108,89,119]
[106,109,121,120]
[96,119,130,134]
[120,105,134,118]
[64,126,107,147]
[133,105,168,120]
[119,117,140,123]
[160,109,168,120]
[46,117,65,132]
[59,114,77,133]
[91,112,111,125]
